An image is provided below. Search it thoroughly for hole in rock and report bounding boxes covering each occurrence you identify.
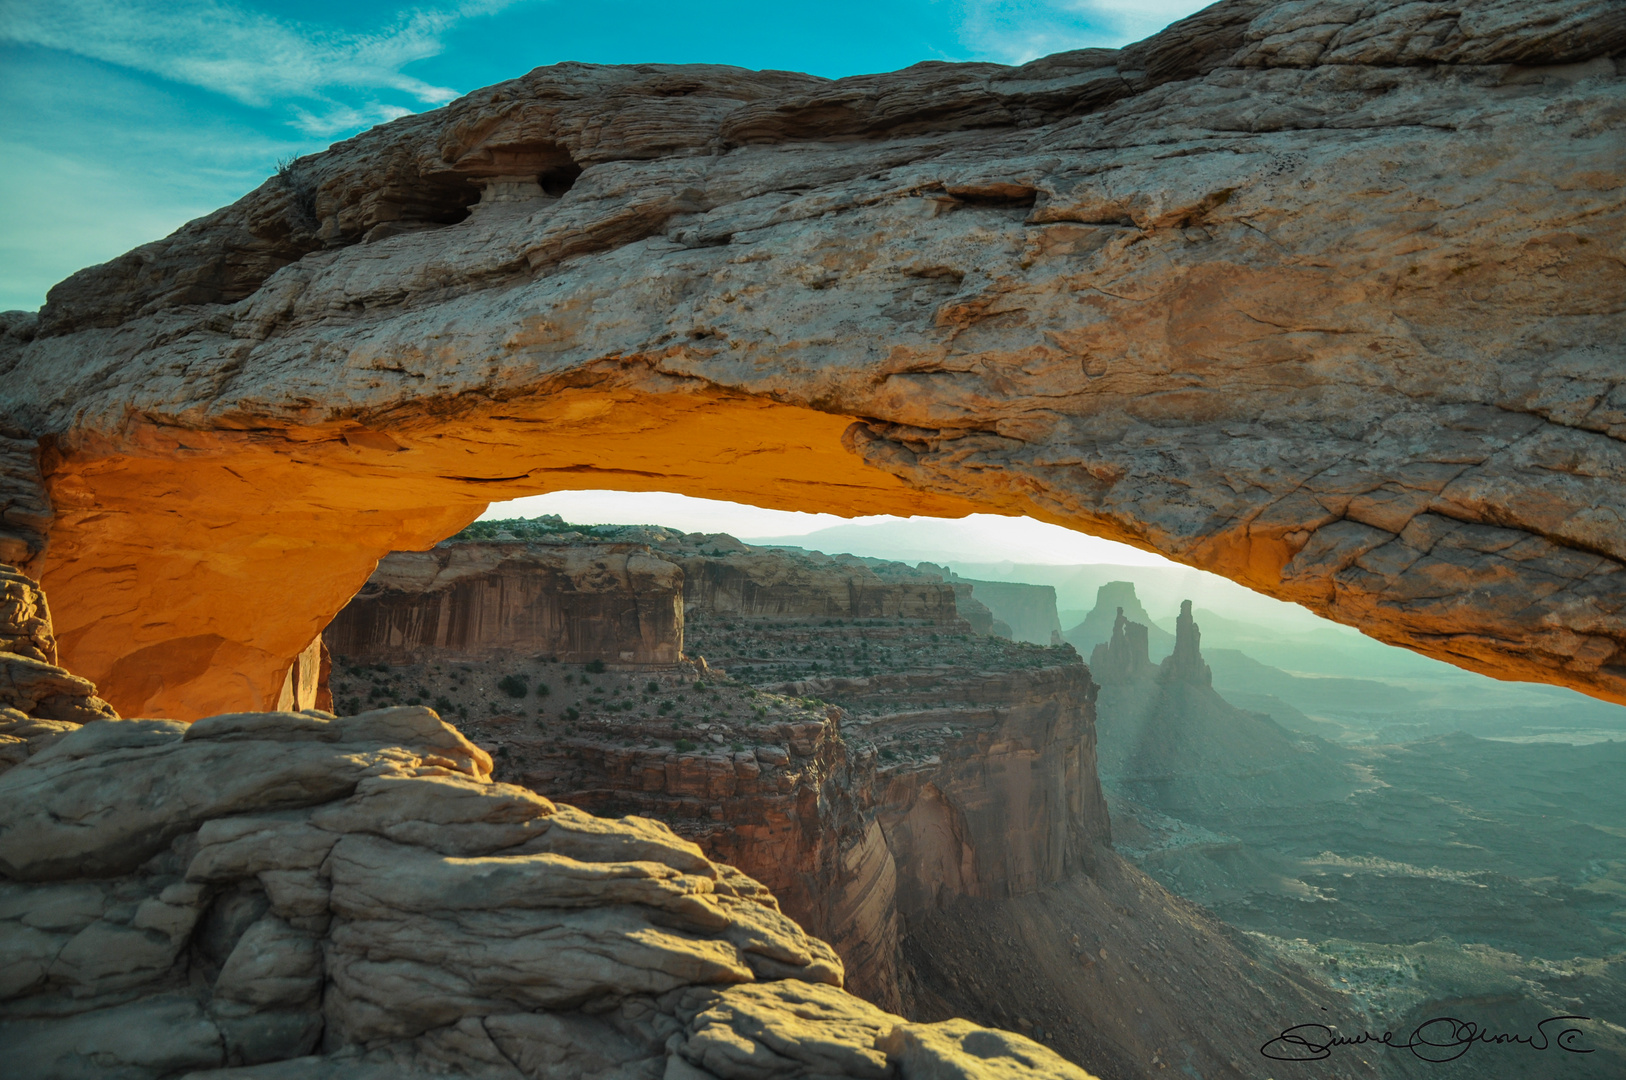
[537,162,584,198]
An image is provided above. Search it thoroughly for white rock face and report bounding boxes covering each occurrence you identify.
[0,1,1623,714]
[0,706,1093,1079]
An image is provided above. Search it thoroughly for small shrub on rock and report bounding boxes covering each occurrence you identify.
[498,675,528,699]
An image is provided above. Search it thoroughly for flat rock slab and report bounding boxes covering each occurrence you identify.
[0,706,1085,1079]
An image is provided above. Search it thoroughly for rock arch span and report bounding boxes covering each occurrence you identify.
[2,0,1624,718]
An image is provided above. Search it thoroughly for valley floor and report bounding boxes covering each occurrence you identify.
[1108,734,1626,1079]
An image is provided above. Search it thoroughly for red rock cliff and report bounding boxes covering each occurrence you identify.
[325,542,684,667]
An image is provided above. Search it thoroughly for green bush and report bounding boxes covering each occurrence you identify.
[675,739,697,752]
[646,680,660,693]
[497,675,528,699]
[534,683,550,697]
[585,659,606,674]
[658,700,674,715]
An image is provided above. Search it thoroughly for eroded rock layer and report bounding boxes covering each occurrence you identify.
[326,541,684,666]
[0,565,1090,1080]
[3,0,1624,716]
[323,529,1375,1077]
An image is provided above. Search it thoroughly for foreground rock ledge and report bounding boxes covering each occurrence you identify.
[3,0,1625,716]
[0,702,1093,1080]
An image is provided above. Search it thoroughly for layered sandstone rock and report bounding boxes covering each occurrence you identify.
[330,531,1373,1077]
[1,1,1623,717]
[326,542,684,667]
[0,706,1091,1079]
[326,533,1099,1006]
[0,564,1090,1080]
[681,547,962,625]
[0,564,117,769]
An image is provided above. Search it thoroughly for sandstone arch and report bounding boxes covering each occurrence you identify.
[3,0,1624,718]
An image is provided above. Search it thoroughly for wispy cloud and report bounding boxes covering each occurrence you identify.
[1,0,531,134]
[955,0,1207,64]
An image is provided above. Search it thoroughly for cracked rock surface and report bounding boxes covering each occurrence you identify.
[0,563,1091,1077]
[0,703,1086,1079]
[2,0,1624,716]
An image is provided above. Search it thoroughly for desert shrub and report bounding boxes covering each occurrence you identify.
[534,682,550,697]
[498,675,528,699]
[675,739,697,752]
[646,680,660,693]
[585,659,606,674]
[658,700,674,715]
[565,706,580,722]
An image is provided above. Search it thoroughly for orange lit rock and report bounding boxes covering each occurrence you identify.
[326,541,687,667]
[3,1,1625,715]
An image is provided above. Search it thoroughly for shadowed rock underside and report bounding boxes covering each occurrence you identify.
[1,0,1623,719]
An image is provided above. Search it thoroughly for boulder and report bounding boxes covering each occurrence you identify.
[0,704,1093,1078]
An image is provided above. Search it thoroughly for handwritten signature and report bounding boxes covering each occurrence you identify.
[1261,1015,1593,1062]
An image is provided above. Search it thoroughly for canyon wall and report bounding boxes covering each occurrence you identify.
[328,532,1374,1077]
[930,571,1063,646]
[326,543,684,667]
[678,545,963,625]
[0,562,1092,1080]
[327,532,1106,1011]
[2,1,1623,717]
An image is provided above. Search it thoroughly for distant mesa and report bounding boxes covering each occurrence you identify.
[1064,581,1174,660]
[918,563,1060,645]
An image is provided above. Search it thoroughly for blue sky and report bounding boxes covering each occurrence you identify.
[0,0,1205,312]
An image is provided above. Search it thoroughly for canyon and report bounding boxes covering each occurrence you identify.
[1,1,1623,1077]
[321,521,1377,1078]
[1081,586,1624,1077]
[0,559,1099,1080]
[0,0,1622,719]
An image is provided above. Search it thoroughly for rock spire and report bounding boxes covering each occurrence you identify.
[1160,600,1212,687]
